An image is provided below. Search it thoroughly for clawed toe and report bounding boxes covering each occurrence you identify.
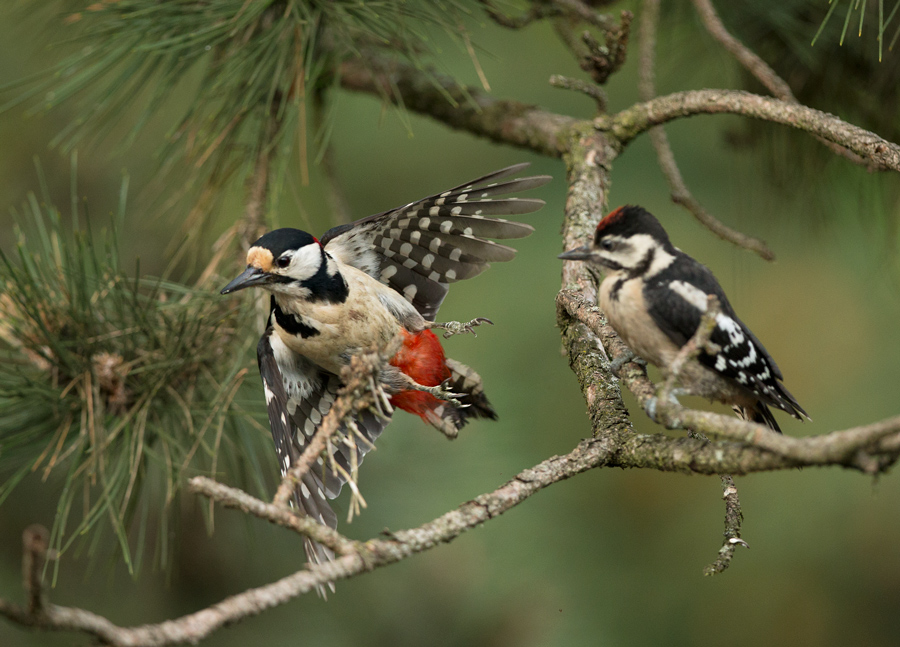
[427,317,494,339]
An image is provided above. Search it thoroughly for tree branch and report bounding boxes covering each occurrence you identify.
[704,472,748,575]
[603,89,900,172]
[6,405,894,646]
[637,0,775,260]
[556,288,900,472]
[688,0,879,171]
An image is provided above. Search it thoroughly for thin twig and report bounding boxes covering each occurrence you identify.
[691,0,794,101]
[653,297,748,574]
[190,478,354,555]
[656,294,722,405]
[638,0,775,260]
[479,0,560,29]
[704,472,748,575]
[549,74,607,112]
[22,525,48,616]
[690,0,881,171]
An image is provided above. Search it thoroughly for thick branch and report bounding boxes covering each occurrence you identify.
[0,422,865,646]
[603,90,900,171]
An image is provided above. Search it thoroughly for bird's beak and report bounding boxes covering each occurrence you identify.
[558,245,593,261]
[220,266,271,295]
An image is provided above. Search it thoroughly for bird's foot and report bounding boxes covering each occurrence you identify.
[412,379,468,408]
[609,348,647,376]
[426,317,494,339]
[645,389,686,422]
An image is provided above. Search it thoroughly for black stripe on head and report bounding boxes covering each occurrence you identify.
[252,228,318,258]
[594,206,674,250]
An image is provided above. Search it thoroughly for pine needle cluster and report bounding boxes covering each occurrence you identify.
[0,163,266,575]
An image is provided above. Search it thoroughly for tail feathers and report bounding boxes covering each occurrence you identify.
[734,402,782,433]
[396,358,497,439]
[771,382,810,422]
[302,538,337,598]
[444,358,497,423]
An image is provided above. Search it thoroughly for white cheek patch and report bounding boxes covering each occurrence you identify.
[284,244,322,281]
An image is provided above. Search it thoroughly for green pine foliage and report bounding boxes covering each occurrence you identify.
[0,158,267,576]
[1,0,484,215]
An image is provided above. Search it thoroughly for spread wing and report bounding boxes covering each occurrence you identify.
[257,328,390,567]
[320,163,551,320]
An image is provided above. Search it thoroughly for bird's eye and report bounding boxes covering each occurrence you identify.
[276,255,291,268]
[600,239,616,251]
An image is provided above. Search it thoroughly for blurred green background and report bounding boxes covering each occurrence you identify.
[2,2,900,646]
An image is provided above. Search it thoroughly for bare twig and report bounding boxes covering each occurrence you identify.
[480,0,561,29]
[638,0,775,260]
[652,297,748,574]
[656,294,722,405]
[190,478,355,555]
[690,0,794,101]
[22,525,48,616]
[704,472,748,575]
[549,74,607,112]
[689,0,881,171]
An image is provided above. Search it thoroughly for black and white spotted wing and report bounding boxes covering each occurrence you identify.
[257,328,390,567]
[645,253,808,422]
[320,163,551,320]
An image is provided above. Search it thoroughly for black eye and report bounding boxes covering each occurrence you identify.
[599,238,615,251]
[276,255,291,268]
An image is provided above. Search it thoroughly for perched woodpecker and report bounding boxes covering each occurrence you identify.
[221,164,550,567]
[559,205,808,432]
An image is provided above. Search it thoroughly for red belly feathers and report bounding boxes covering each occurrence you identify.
[389,329,452,419]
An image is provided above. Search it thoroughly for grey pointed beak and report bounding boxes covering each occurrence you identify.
[558,245,593,261]
[220,266,270,295]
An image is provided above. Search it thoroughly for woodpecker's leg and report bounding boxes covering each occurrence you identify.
[379,367,467,408]
[609,348,647,376]
[424,317,494,339]
[408,378,468,407]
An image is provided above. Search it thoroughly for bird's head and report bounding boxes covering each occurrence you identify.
[558,205,675,273]
[220,228,329,297]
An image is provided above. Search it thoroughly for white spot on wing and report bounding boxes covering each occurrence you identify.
[263,381,276,404]
[669,281,708,311]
